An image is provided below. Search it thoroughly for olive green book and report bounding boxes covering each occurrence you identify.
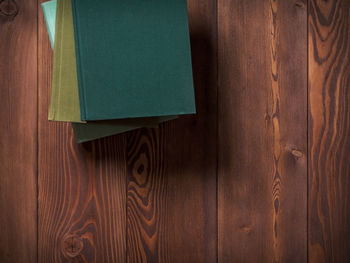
[44,0,177,142]
[49,0,81,122]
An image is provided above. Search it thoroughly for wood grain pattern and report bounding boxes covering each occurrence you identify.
[218,0,307,262]
[2,0,350,262]
[308,1,350,262]
[126,0,218,261]
[38,0,127,261]
[126,128,168,262]
[0,0,37,262]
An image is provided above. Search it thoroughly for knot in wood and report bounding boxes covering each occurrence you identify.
[0,0,19,18]
[62,234,83,258]
[239,225,253,234]
[291,149,303,159]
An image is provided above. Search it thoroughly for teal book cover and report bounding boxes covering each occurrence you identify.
[41,0,57,48]
[71,0,196,121]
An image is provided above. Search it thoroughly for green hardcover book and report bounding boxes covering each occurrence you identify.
[73,116,177,143]
[72,0,196,121]
[43,0,177,142]
[73,117,168,143]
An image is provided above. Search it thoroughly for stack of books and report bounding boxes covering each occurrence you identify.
[41,0,196,143]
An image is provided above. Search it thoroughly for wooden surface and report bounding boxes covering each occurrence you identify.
[0,0,349,262]
[218,0,307,262]
[0,0,37,262]
[308,0,350,262]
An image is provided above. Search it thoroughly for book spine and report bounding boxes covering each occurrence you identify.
[71,0,87,121]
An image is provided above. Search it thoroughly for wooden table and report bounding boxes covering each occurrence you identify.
[0,0,349,262]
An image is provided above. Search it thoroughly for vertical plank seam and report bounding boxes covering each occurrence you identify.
[36,0,40,261]
[306,0,309,262]
[215,0,219,262]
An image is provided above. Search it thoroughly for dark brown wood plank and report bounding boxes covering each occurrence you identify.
[126,128,168,262]
[218,0,307,262]
[37,1,127,261]
[308,1,350,262]
[0,0,38,262]
[126,0,217,261]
